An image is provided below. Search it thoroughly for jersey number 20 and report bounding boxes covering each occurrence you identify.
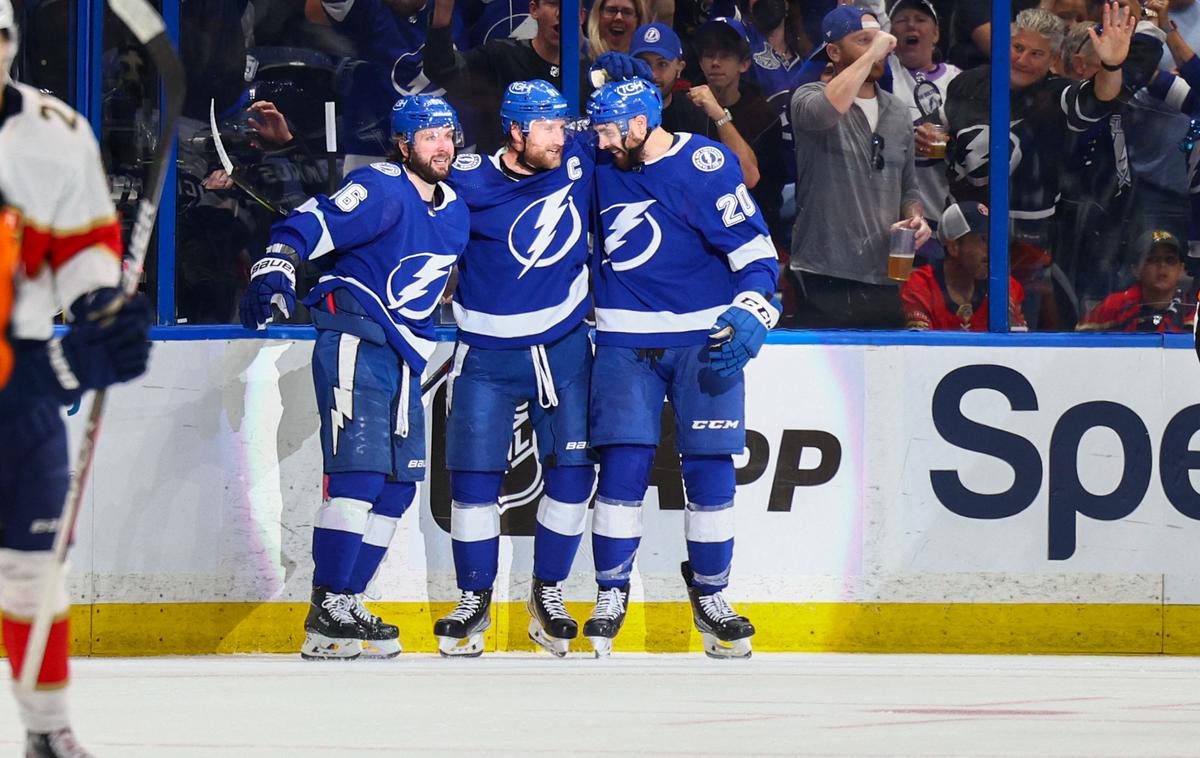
[715,184,756,228]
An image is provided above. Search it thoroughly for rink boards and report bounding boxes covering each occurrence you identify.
[51,338,1200,655]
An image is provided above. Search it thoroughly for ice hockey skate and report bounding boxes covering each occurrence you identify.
[25,728,93,758]
[583,584,629,658]
[350,594,402,659]
[433,589,492,657]
[526,577,577,657]
[300,586,364,660]
[681,562,754,659]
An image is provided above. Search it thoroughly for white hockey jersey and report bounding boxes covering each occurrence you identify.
[0,82,122,341]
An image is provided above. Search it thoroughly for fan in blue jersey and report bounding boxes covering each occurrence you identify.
[583,77,779,659]
[238,95,469,661]
[432,80,595,658]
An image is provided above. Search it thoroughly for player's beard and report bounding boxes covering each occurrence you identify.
[519,141,563,171]
[406,148,453,185]
[610,132,647,170]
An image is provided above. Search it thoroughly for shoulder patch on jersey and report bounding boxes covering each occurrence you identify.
[370,162,404,177]
[692,146,725,173]
[452,154,483,171]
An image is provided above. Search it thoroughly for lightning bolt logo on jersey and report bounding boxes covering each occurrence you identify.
[447,136,594,348]
[592,133,778,348]
[602,200,662,271]
[271,161,469,374]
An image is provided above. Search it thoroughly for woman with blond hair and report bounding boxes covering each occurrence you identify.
[586,0,651,59]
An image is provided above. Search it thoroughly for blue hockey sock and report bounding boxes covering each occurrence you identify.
[681,455,736,594]
[533,465,594,582]
[685,535,735,593]
[312,472,385,592]
[347,481,415,594]
[592,446,655,588]
[450,471,504,592]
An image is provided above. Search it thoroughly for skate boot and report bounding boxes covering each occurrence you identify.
[301,586,364,660]
[681,561,754,659]
[526,577,577,657]
[433,589,492,657]
[350,594,402,659]
[25,728,93,758]
[582,584,629,658]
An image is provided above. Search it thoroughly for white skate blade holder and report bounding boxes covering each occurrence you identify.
[588,635,614,659]
[701,632,752,660]
[360,638,402,659]
[437,633,486,658]
[528,619,571,658]
[301,633,364,661]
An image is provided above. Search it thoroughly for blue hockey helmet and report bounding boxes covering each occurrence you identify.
[586,77,662,136]
[391,94,463,146]
[499,79,569,134]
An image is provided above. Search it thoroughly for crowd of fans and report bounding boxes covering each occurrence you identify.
[13,0,1200,333]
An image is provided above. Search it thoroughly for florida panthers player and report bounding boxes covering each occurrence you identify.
[0,195,14,389]
[584,78,778,659]
[433,80,594,658]
[239,95,469,660]
[0,2,153,754]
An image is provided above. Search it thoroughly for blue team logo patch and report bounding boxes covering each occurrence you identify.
[692,146,725,172]
[386,252,458,319]
[600,200,661,271]
[508,183,582,278]
[452,154,483,171]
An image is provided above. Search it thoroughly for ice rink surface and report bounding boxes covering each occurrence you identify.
[3,653,1200,757]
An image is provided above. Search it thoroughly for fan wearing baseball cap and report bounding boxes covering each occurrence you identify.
[789,5,930,328]
[1077,230,1197,332]
[625,22,763,189]
[630,23,713,136]
[888,0,962,241]
[900,202,1028,331]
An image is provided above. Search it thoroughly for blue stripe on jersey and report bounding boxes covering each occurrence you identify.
[592,133,778,348]
[447,137,595,349]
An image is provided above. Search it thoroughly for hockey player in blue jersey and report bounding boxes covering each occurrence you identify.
[584,78,779,659]
[239,95,469,660]
[434,80,595,657]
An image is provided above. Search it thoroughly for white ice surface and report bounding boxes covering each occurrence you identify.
[5,653,1200,757]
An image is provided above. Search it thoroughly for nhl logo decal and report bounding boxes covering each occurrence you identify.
[644,27,661,43]
[692,146,724,172]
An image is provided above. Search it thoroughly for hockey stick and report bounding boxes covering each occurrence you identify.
[421,355,453,395]
[18,0,185,693]
[209,98,287,217]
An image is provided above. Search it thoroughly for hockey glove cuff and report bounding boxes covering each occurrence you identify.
[36,290,154,401]
[240,246,297,330]
[707,291,779,377]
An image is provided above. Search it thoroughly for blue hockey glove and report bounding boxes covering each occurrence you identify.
[590,52,654,85]
[707,291,780,377]
[239,245,297,329]
[52,288,153,392]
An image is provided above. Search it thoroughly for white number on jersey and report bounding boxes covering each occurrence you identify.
[715,184,756,228]
[332,182,368,212]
